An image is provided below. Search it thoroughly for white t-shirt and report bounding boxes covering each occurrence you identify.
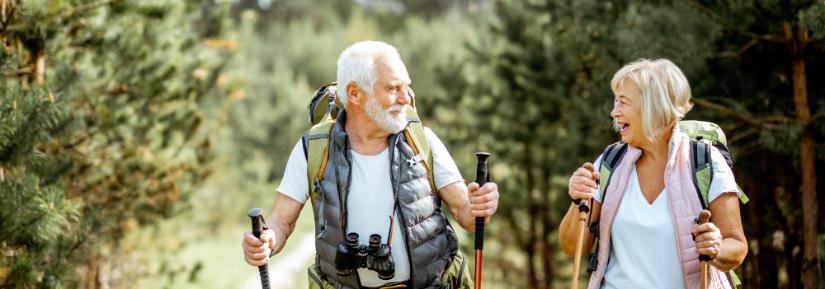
[276,128,463,287]
[593,147,742,289]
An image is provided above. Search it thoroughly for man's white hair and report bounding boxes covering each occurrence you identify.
[336,41,402,108]
[611,58,693,140]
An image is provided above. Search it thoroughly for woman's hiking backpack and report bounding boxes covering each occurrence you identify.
[301,82,436,205]
[596,120,749,208]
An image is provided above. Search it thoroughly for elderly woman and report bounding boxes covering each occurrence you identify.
[558,59,747,289]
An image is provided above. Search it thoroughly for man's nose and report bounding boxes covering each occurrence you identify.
[397,88,411,105]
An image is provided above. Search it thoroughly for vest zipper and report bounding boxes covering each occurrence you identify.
[389,136,415,285]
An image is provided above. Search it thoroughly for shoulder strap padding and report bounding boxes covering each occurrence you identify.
[597,142,627,201]
[304,120,335,205]
[691,140,713,210]
[403,108,435,193]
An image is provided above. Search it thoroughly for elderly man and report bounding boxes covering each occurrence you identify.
[241,41,500,289]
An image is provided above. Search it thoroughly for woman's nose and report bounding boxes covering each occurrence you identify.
[610,104,620,118]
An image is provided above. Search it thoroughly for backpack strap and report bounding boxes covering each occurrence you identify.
[690,139,745,288]
[586,142,628,274]
[597,142,628,201]
[402,108,436,194]
[304,120,335,206]
[690,139,713,210]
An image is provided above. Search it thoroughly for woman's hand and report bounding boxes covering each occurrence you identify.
[568,163,600,201]
[692,222,723,260]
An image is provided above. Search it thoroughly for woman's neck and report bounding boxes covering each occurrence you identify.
[637,124,674,165]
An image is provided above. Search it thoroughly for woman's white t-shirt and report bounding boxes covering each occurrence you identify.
[276,128,463,287]
[593,147,741,289]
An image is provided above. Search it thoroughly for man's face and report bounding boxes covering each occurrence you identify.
[364,55,412,134]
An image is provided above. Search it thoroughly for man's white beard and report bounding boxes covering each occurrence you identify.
[365,93,408,134]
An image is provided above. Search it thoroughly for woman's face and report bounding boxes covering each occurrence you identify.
[610,79,645,147]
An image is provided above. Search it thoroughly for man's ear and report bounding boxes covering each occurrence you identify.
[346,82,363,106]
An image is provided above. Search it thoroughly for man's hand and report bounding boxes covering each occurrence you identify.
[243,228,276,266]
[468,182,499,218]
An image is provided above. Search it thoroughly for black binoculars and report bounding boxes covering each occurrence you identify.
[334,232,395,280]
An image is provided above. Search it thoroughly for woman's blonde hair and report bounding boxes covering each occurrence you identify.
[611,59,693,140]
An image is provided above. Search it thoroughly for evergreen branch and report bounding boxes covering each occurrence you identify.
[811,112,825,123]
[59,0,121,20]
[813,38,825,51]
[759,115,797,123]
[683,0,785,44]
[0,66,32,77]
[712,38,760,58]
[692,98,789,130]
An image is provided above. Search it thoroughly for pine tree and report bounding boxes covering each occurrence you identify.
[0,0,230,287]
[682,2,824,288]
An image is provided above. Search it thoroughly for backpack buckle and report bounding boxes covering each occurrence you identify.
[407,153,424,167]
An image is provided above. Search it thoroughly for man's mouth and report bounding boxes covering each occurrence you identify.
[388,105,406,114]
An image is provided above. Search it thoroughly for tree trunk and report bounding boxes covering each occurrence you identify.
[85,258,99,289]
[787,24,819,289]
[31,47,45,85]
[539,147,553,289]
[524,140,540,289]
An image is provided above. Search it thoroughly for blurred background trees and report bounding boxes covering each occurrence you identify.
[1,0,230,287]
[1,0,822,289]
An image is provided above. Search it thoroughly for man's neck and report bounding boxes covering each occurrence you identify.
[345,109,390,156]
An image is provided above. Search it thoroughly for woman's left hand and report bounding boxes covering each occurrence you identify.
[692,221,723,259]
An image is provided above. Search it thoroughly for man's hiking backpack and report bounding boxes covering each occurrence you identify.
[590,120,749,287]
[301,82,436,205]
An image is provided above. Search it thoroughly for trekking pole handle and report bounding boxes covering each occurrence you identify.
[696,210,712,261]
[696,210,711,289]
[474,152,490,250]
[248,208,272,289]
[575,162,596,213]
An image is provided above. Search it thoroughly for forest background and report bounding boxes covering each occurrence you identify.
[1,0,824,289]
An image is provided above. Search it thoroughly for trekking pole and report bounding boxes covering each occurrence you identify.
[571,162,595,289]
[697,210,712,289]
[247,208,272,289]
[474,152,490,289]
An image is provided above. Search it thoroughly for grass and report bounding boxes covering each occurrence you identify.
[130,186,317,289]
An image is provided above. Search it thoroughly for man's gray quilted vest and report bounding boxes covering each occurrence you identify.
[309,112,458,289]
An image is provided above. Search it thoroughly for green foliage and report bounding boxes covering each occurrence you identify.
[1,0,230,287]
[2,0,819,288]
[436,0,824,288]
